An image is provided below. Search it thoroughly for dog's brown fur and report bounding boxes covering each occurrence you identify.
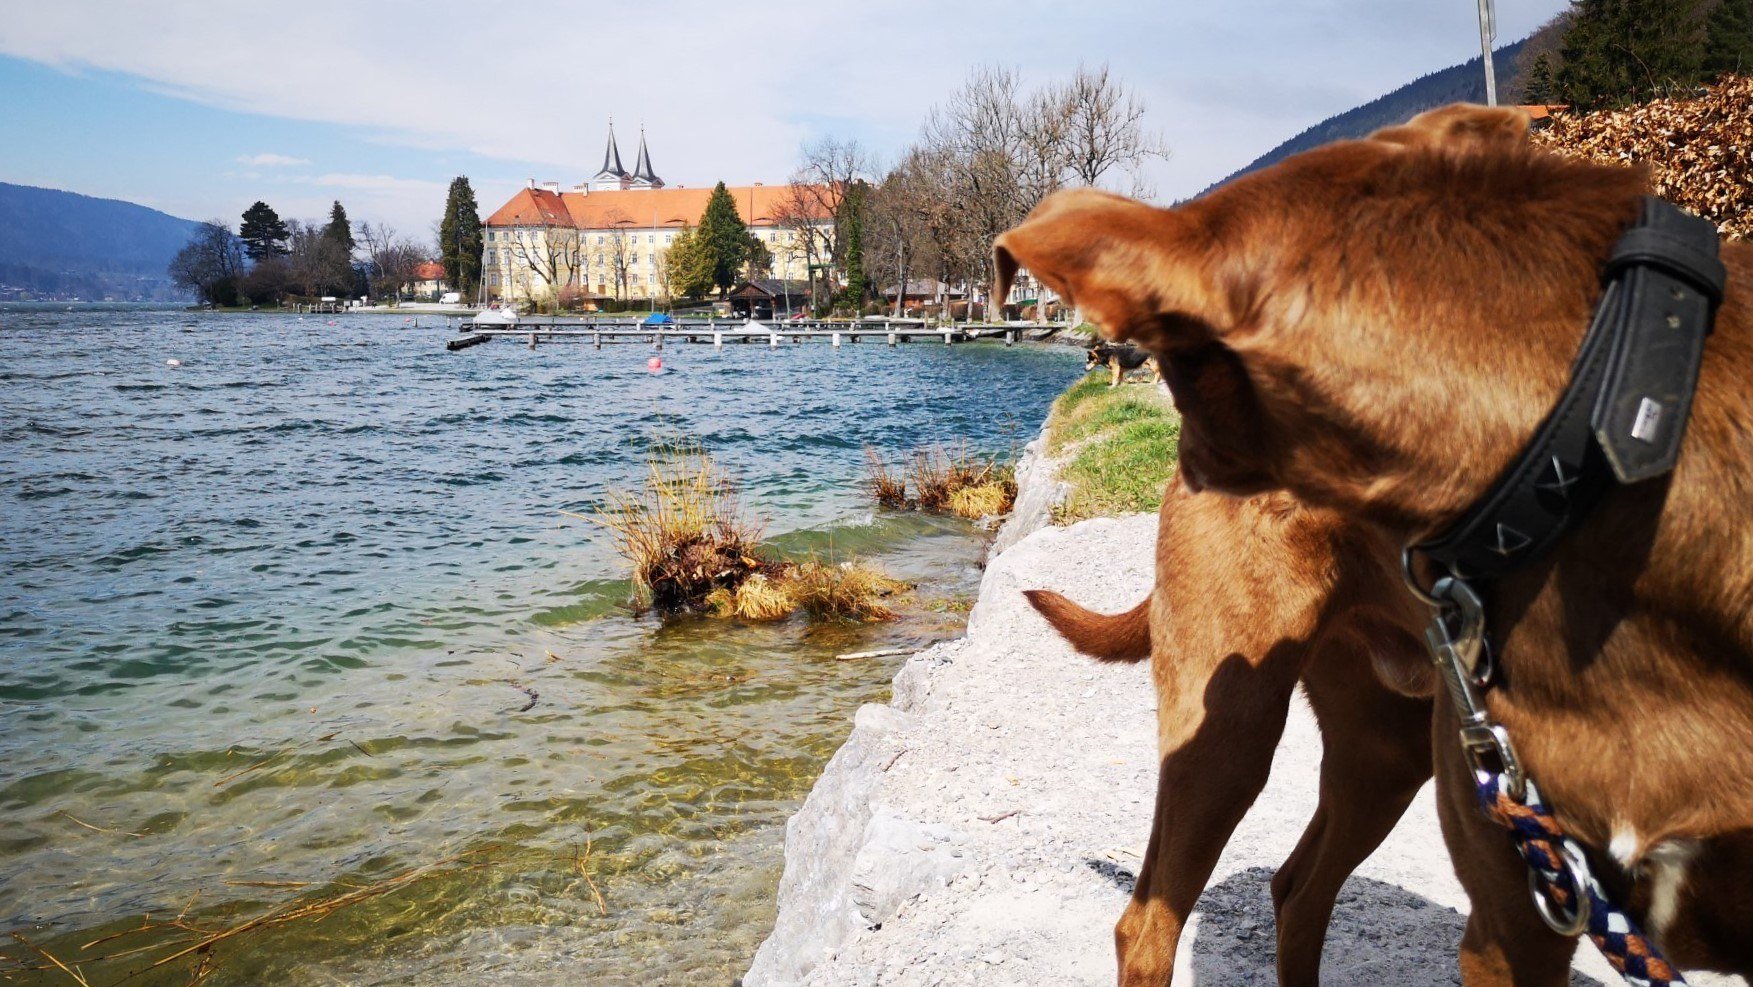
[1030,482,1433,986]
[998,103,1753,979]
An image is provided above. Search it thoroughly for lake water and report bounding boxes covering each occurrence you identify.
[0,308,1076,985]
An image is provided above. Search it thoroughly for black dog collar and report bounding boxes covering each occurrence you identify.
[1414,197,1726,582]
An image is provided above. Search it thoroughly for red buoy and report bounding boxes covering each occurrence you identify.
[647,356,663,373]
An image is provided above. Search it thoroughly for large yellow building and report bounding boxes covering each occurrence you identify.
[482,125,833,305]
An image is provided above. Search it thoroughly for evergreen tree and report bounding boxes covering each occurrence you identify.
[438,177,483,298]
[322,201,356,252]
[742,233,772,281]
[664,228,715,298]
[1554,0,1709,107]
[1521,52,1560,104]
[238,201,290,261]
[836,182,868,308]
[696,182,751,296]
[1705,0,1753,77]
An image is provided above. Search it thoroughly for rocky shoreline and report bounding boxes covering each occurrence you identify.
[742,429,1726,986]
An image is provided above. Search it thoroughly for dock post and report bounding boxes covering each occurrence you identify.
[1006,329,1015,347]
[654,333,663,351]
[832,332,842,348]
[769,332,780,349]
[888,332,897,347]
[528,332,537,349]
[713,332,723,349]
[944,330,954,346]
[593,332,602,349]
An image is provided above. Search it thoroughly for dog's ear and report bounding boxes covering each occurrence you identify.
[1369,103,1531,149]
[994,189,1223,349]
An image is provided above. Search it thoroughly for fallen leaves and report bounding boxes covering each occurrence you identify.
[1532,75,1751,240]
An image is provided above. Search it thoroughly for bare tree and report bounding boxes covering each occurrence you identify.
[773,181,833,312]
[357,222,426,305]
[902,64,1167,309]
[1051,63,1168,195]
[502,217,580,310]
[599,214,637,300]
[284,220,352,297]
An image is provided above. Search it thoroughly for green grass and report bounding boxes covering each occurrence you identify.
[1044,368,1181,521]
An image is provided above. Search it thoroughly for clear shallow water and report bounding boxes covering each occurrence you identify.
[0,309,1077,985]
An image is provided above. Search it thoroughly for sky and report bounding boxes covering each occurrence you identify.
[0,0,1574,241]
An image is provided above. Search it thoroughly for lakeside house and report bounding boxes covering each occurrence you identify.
[409,261,447,301]
[482,124,836,307]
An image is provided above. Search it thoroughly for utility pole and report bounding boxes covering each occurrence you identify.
[1477,0,1498,106]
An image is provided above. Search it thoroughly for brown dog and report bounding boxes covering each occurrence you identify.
[1028,480,1432,986]
[996,104,1753,980]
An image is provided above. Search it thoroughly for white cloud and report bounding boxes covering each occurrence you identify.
[295,172,446,193]
[235,152,309,167]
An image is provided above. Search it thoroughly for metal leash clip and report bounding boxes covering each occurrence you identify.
[1530,832,1594,938]
[1420,576,1527,801]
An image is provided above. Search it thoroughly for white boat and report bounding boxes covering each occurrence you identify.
[472,307,519,327]
[735,320,773,334]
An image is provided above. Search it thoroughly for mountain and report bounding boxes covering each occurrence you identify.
[1204,31,1553,196]
[0,182,201,301]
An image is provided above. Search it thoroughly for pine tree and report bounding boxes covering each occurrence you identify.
[696,182,750,296]
[1521,52,1560,104]
[238,201,290,261]
[1705,0,1753,78]
[664,228,715,299]
[438,177,483,298]
[322,201,356,252]
[1554,0,1710,107]
[837,182,867,308]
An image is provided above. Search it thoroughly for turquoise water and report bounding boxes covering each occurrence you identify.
[0,309,1077,985]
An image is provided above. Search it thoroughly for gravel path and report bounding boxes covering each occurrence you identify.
[746,505,1743,986]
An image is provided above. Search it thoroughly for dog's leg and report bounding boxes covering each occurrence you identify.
[1431,702,1578,986]
[1270,641,1433,987]
[1117,645,1301,986]
[1111,359,1123,388]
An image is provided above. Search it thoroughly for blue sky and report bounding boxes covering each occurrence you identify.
[0,1,1573,241]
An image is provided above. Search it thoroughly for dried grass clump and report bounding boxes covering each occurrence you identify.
[578,445,907,623]
[897,444,1015,518]
[582,445,772,615]
[948,479,1017,520]
[863,447,909,508]
[1532,75,1751,240]
[706,572,797,621]
[784,560,910,622]
[704,562,908,622]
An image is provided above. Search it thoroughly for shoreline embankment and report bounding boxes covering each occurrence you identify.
[741,419,1677,986]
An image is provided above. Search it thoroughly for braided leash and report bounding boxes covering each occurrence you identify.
[1418,575,1687,986]
[1476,772,1686,986]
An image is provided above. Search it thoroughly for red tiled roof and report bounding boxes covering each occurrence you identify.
[486,184,835,230]
[1520,104,1569,121]
[412,261,445,281]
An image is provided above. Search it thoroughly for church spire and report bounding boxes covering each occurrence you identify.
[631,127,664,188]
[593,120,627,184]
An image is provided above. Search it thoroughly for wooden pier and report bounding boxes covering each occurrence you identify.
[448,319,1061,352]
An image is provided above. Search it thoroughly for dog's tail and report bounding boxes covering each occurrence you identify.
[1023,590,1151,663]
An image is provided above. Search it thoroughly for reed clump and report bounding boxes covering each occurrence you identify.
[863,447,909,508]
[864,443,1018,520]
[583,445,906,622]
